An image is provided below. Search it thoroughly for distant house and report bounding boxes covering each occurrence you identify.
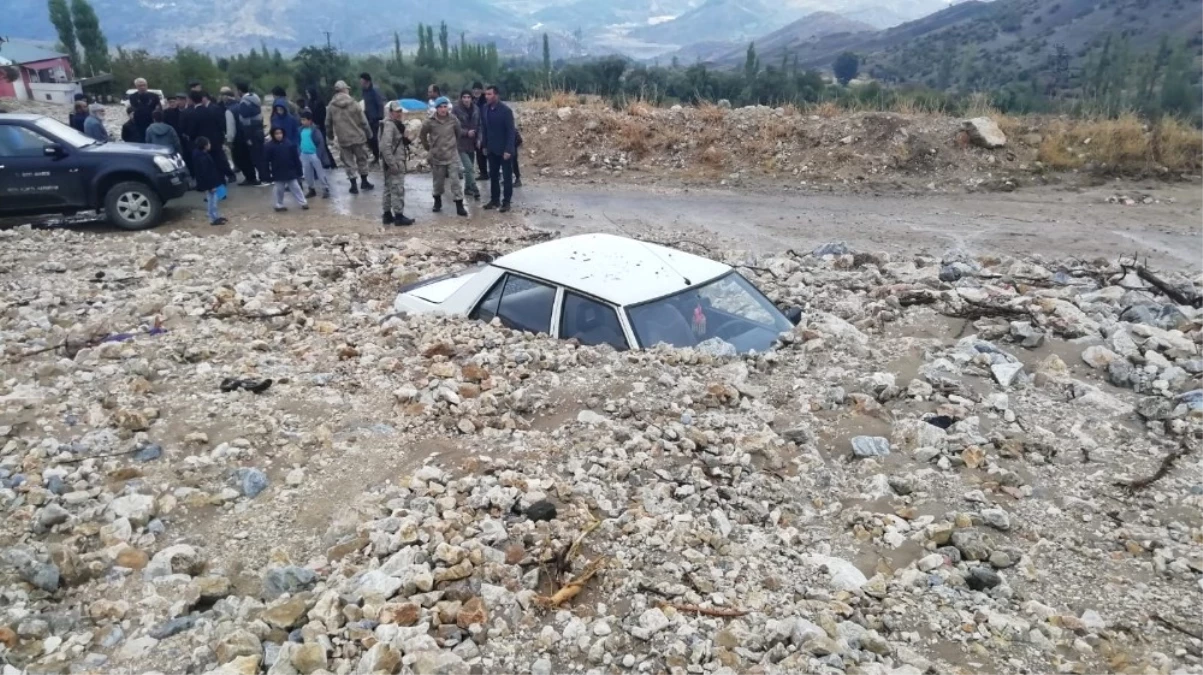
[0,40,79,104]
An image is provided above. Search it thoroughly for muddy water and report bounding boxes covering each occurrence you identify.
[31,173,1202,271]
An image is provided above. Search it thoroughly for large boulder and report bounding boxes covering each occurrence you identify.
[962,117,1007,149]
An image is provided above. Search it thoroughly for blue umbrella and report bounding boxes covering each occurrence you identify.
[396,98,428,112]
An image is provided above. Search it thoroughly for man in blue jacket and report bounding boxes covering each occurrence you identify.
[478,85,516,213]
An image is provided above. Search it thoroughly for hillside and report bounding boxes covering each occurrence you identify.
[5,0,529,54]
[752,0,1201,92]
[711,11,875,66]
[629,0,951,46]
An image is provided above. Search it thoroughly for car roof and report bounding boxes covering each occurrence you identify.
[0,114,43,122]
[492,233,731,307]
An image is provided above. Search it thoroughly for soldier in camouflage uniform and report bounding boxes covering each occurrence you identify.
[379,101,414,226]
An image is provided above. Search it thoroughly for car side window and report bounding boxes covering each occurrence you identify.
[560,292,628,351]
[495,276,556,334]
[470,276,506,323]
[0,125,52,158]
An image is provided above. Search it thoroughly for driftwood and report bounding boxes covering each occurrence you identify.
[1121,259,1202,308]
[1115,439,1199,492]
[658,601,749,618]
[534,557,605,608]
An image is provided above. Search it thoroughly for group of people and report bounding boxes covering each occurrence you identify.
[67,74,523,227]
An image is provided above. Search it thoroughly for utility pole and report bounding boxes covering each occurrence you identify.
[323,31,332,49]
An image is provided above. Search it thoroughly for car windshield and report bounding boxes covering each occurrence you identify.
[34,117,96,148]
[626,272,792,354]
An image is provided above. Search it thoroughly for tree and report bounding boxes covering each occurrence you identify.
[438,22,449,66]
[744,42,758,81]
[392,31,403,69]
[47,0,79,69]
[833,51,858,85]
[293,45,348,92]
[416,24,428,65]
[542,33,551,81]
[70,0,109,74]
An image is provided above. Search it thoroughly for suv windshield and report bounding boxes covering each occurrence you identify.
[35,117,96,148]
[627,272,792,354]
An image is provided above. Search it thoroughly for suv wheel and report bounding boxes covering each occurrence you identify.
[104,181,162,230]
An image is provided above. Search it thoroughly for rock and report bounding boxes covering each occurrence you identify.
[21,562,59,592]
[262,565,317,600]
[966,566,1002,590]
[234,468,268,498]
[411,651,468,675]
[804,555,867,590]
[980,508,1012,531]
[261,594,312,629]
[531,658,552,675]
[577,409,606,425]
[951,530,993,561]
[525,500,557,521]
[132,442,163,462]
[1081,345,1121,370]
[962,117,1007,148]
[145,544,204,579]
[917,554,945,572]
[36,503,71,530]
[289,643,328,674]
[379,602,420,626]
[109,493,156,525]
[355,643,401,675]
[356,570,402,601]
[991,362,1024,387]
[216,630,262,663]
[214,656,262,675]
[456,596,487,629]
[149,615,197,640]
[115,546,149,570]
[850,436,890,458]
[196,575,232,601]
[635,607,670,638]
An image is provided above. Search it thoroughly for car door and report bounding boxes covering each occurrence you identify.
[469,273,560,336]
[0,123,81,213]
[559,292,630,351]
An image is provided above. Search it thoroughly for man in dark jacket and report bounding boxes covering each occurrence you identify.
[127,78,161,142]
[452,90,481,201]
[479,85,516,212]
[471,81,488,179]
[163,94,184,137]
[236,82,270,184]
[184,91,236,183]
[221,87,255,184]
[360,73,385,163]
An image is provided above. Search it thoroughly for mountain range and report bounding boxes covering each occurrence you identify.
[5,0,953,56]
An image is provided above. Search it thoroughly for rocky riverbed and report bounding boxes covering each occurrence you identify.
[0,224,1200,675]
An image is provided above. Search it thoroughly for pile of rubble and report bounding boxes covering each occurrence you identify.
[0,224,1200,675]
[516,105,1041,191]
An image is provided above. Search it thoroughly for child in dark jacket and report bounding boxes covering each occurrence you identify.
[265,127,308,212]
[192,136,227,226]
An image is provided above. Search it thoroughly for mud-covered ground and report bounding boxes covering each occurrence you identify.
[0,100,1201,675]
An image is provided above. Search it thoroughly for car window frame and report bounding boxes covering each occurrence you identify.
[469,272,562,336]
[559,291,630,351]
[0,122,58,158]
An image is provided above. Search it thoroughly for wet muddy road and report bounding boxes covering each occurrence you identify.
[26,172,1203,270]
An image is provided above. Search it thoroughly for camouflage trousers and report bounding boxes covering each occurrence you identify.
[338,143,370,180]
[382,169,406,213]
[431,162,464,201]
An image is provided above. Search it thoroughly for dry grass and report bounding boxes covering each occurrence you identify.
[1152,117,1203,171]
[625,100,653,118]
[1036,114,1200,173]
[698,103,726,124]
[964,92,1000,118]
[810,101,841,118]
[617,118,652,157]
[546,90,579,108]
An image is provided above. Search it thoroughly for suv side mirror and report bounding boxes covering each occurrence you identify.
[783,307,803,325]
[43,143,66,158]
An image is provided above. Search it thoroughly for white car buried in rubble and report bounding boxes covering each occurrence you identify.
[392,233,802,354]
